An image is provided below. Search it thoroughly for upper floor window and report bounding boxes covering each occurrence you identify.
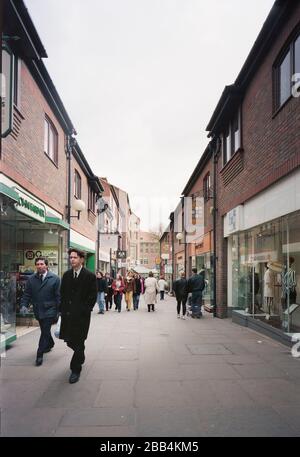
[222,109,241,166]
[88,187,96,213]
[274,31,300,110]
[44,116,58,165]
[74,170,81,199]
[13,55,21,108]
[203,173,211,201]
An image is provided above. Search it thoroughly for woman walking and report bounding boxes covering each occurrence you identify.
[144,271,159,312]
[124,271,135,311]
[112,274,125,313]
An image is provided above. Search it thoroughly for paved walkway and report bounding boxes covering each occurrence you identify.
[1,295,300,437]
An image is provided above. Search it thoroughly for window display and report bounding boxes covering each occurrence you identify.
[231,211,300,333]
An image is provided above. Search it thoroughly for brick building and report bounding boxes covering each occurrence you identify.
[139,231,160,272]
[0,0,102,348]
[160,0,299,343]
[205,0,300,339]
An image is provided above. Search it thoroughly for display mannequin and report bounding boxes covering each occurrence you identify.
[264,263,274,319]
[282,256,297,309]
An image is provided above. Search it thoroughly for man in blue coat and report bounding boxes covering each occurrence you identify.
[20,257,60,366]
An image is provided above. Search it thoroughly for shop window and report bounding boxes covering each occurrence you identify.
[231,211,300,333]
[13,55,21,108]
[44,116,58,165]
[274,29,300,111]
[203,173,211,201]
[222,109,241,166]
[74,170,81,199]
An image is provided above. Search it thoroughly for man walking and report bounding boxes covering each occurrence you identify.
[20,257,60,366]
[104,273,113,311]
[59,249,97,384]
[96,271,107,314]
[158,275,168,300]
[187,268,205,318]
[173,272,188,319]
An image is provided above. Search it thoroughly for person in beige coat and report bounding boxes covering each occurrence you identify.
[144,271,159,312]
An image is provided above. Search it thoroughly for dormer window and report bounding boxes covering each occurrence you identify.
[222,108,241,166]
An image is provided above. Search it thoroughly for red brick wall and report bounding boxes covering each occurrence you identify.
[1,60,67,216]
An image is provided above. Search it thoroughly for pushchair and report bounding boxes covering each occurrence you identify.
[186,294,203,318]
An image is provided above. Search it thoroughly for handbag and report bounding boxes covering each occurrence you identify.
[54,315,61,338]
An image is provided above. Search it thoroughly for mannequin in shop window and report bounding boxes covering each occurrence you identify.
[282,257,297,310]
[264,263,275,320]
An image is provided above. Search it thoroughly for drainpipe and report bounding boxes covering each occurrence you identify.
[210,135,221,318]
[65,133,76,266]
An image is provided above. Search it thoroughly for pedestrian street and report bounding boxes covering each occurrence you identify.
[1,294,300,437]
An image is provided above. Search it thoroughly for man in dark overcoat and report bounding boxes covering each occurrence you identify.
[20,257,60,366]
[187,268,205,318]
[60,248,97,384]
[173,271,188,319]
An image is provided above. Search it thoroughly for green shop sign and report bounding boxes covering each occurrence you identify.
[13,187,46,223]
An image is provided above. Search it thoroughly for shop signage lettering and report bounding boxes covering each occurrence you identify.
[13,187,46,223]
[17,197,45,218]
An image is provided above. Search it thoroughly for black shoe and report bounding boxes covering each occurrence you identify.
[69,372,80,384]
[43,346,54,353]
[35,356,43,366]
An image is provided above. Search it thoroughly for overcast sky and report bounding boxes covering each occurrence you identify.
[25,0,275,231]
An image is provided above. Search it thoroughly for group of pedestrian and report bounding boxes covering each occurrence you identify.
[20,251,204,386]
[96,271,145,313]
[173,267,206,319]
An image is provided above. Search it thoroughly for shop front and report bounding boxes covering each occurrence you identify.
[226,170,300,343]
[194,232,213,310]
[0,175,69,347]
[0,183,19,352]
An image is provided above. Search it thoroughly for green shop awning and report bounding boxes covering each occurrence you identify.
[0,183,19,202]
[45,216,69,230]
[70,241,95,254]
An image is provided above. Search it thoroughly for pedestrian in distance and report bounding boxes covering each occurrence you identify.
[158,275,168,300]
[144,271,159,312]
[96,271,107,314]
[59,249,97,384]
[133,273,144,310]
[20,257,60,367]
[112,274,125,313]
[173,271,188,319]
[124,271,136,311]
[187,267,205,318]
[104,272,113,311]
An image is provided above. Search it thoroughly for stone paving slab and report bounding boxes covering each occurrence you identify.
[1,295,300,437]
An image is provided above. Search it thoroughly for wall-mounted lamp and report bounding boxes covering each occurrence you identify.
[70,198,86,220]
[176,232,183,241]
